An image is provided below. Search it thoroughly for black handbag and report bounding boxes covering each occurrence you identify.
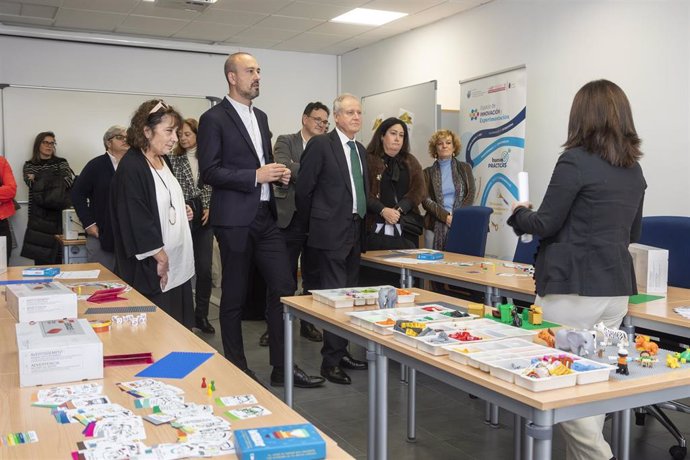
[399,212,424,236]
[186,196,203,232]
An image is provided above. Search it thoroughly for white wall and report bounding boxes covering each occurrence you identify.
[0,35,337,265]
[341,0,690,217]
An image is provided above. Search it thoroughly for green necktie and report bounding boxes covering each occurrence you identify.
[347,140,366,218]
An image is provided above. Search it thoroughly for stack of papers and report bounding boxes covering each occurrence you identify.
[673,306,690,319]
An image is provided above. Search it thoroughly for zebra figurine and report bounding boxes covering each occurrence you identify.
[593,322,629,348]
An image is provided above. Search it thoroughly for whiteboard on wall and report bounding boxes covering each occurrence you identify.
[360,81,439,169]
[0,85,212,266]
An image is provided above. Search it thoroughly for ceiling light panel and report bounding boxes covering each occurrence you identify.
[330,7,406,26]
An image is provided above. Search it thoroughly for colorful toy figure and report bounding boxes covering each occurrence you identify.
[635,350,657,368]
[201,377,207,388]
[667,354,681,369]
[511,308,523,328]
[616,348,629,375]
[210,380,216,392]
[536,328,555,348]
[528,305,543,325]
[498,303,514,324]
[635,335,660,355]
[674,349,690,364]
[593,322,629,348]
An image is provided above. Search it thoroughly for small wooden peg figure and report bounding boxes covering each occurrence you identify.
[207,386,212,397]
[210,380,216,392]
[201,377,207,388]
[616,348,629,375]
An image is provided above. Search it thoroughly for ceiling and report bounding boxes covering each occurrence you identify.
[0,0,491,55]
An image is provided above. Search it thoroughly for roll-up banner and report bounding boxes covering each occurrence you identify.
[459,66,527,260]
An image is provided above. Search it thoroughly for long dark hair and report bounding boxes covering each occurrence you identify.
[30,131,60,163]
[563,80,642,167]
[366,117,410,158]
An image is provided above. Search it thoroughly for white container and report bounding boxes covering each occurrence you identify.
[629,243,668,294]
[514,372,577,391]
[488,358,534,383]
[6,281,78,323]
[392,329,420,348]
[16,318,103,387]
[416,334,460,355]
[571,360,616,384]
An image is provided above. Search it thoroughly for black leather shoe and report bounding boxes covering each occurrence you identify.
[320,365,351,385]
[340,353,368,371]
[270,366,325,388]
[300,322,323,342]
[259,330,269,347]
[195,318,215,334]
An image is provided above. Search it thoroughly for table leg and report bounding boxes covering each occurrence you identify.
[366,342,377,460]
[283,305,294,407]
[400,364,408,383]
[407,368,416,442]
[399,267,406,288]
[376,344,388,460]
[522,419,533,460]
[611,411,620,458]
[405,268,413,288]
[621,315,635,345]
[514,414,523,460]
[491,403,500,427]
[619,409,631,460]
[527,411,553,460]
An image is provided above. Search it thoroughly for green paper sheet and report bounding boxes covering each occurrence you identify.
[629,294,664,304]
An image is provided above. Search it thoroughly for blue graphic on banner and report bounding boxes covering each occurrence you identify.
[480,173,519,207]
[470,137,525,167]
[465,107,526,166]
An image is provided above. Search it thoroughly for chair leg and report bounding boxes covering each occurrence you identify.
[644,404,687,460]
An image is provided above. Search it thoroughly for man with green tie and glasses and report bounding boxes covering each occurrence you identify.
[296,93,370,385]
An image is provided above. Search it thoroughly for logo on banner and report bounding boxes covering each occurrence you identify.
[470,108,479,120]
[488,149,510,169]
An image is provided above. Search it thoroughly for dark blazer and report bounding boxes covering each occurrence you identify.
[198,97,276,227]
[296,129,368,251]
[110,148,171,297]
[272,131,303,229]
[508,147,646,297]
[71,153,116,252]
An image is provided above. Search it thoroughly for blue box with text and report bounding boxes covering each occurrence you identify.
[234,423,326,460]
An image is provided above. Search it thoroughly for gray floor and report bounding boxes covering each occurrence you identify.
[196,297,690,460]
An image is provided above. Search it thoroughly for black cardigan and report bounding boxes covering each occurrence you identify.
[110,148,170,297]
[508,147,646,297]
[71,153,116,252]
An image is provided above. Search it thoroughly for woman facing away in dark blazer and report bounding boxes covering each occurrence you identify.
[422,129,475,250]
[508,79,646,460]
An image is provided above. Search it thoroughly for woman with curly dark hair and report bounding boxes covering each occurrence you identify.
[111,100,195,328]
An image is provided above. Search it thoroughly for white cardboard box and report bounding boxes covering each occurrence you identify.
[0,236,6,275]
[629,243,668,294]
[16,318,103,387]
[6,281,77,323]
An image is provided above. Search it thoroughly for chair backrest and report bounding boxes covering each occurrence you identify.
[513,234,541,265]
[638,216,690,289]
[445,206,494,256]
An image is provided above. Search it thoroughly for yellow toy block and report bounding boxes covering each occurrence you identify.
[529,305,543,325]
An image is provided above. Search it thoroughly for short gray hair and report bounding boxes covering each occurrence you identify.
[103,125,126,149]
[333,93,359,115]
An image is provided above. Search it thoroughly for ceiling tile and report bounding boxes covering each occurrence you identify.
[173,21,245,42]
[211,0,292,14]
[275,1,352,21]
[131,3,200,20]
[117,15,188,36]
[276,31,347,49]
[198,8,267,26]
[0,13,52,25]
[308,20,374,35]
[233,26,301,41]
[11,0,60,6]
[20,3,56,18]
[253,15,322,32]
[384,1,476,30]
[61,0,139,14]
[0,2,21,15]
[54,9,126,31]
[317,35,374,54]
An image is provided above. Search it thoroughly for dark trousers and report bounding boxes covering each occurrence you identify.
[281,216,319,331]
[0,219,11,262]
[192,223,213,321]
[316,216,362,367]
[214,205,295,370]
[149,279,194,329]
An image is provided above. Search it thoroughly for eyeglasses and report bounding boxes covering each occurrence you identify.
[109,135,126,141]
[41,141,57,147]
[308,116,329,127]
[149,100,169,114]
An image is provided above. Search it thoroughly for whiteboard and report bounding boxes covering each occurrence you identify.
[360,81,439,169]
[0,85,212,266]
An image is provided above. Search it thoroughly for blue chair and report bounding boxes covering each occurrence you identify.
[444,206,494,256]
[513,234,540,265]
[638,216,690,289]
[635,216,690,459]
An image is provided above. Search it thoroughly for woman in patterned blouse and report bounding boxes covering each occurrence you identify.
[169,118,215,334]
